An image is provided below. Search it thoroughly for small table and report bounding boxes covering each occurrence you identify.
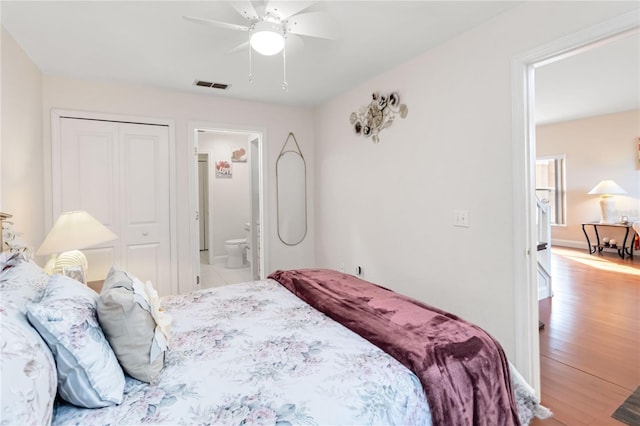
[581,222,636,259]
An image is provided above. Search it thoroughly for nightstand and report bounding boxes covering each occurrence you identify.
[88,280,104,293]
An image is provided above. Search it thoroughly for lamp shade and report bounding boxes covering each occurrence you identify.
[250,21,285,56]
[37,210,117,255]
[587,180,627,195]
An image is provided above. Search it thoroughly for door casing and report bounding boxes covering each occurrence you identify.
[188,121,268,292]
[510,10,639,394]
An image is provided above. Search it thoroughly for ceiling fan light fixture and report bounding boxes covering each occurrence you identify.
[250,21,284,56]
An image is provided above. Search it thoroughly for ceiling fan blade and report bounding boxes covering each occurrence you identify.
[286,12,340,40]
[228,1,260,21]
[228,41,250,55]
[265,1,314,20]
[284,34,305,56]
[182,15,250,32]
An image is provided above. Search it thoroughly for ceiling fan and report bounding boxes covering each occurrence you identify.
[184,1,340,90]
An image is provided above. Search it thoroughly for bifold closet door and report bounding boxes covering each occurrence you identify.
[56,118,171,295]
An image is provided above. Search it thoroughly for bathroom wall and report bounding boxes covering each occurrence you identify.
[199,131,250,259]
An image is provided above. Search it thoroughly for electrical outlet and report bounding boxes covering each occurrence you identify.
[454,209,469,227]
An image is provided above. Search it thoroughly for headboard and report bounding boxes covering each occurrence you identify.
[0,212,13,251]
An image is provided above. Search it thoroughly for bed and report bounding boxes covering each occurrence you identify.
[1,252,548,425]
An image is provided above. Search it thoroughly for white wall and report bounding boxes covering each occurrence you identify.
[41,76,315,291]
[0,28,44,252]
[3,0,637,370]
[313,1,638,360]
[537,109,640,247]
[199,132,250,257]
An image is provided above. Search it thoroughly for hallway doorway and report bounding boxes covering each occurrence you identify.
[511,11,638,393]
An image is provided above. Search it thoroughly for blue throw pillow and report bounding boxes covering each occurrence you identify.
[26,274,125,408]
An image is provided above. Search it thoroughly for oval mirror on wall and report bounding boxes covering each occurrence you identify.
[276,133,307,246]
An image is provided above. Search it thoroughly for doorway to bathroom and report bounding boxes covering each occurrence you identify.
[190,125,265,289]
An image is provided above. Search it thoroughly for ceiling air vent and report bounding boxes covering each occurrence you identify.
[194,80,230,90]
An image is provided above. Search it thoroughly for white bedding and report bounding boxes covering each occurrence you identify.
[53,279,431,425]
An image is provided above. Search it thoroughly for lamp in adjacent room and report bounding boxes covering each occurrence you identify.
[37,210,118,282]
[587,180,627,224]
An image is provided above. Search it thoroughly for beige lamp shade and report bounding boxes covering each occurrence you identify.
[587,180,627,224]
[587,180,627,196]
[37,210,118,256]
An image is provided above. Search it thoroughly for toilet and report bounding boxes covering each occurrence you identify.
[224,238,247,268]
[225,223,251,269]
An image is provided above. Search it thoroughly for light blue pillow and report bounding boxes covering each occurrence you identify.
[26,274,125,408]
[0,252,49,315]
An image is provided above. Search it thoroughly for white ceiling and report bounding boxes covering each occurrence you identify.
[2,1,639,123]
[535,31,640,125]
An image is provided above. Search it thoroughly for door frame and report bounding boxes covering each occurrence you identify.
[510,10,639,394]
[188,121,268,291]
[50,109,178,293]
[248,136,261,280]
[197,152,210,253]
[198,150,216,266]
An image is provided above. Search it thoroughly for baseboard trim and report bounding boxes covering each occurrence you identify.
[551,239,585,250]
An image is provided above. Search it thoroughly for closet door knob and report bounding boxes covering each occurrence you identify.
[142,231,149,237]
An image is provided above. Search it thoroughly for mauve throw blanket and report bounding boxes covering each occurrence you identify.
[269,269,520,426]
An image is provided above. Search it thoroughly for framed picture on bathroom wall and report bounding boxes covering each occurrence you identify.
[231,147,247,163]
[215,160,232,178]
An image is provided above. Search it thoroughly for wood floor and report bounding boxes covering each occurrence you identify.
[531,247,639,426]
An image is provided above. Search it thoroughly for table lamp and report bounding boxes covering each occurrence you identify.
[587,180,627,224]
[37,210,118,281]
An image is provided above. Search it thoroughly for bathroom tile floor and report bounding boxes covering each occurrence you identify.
[199,250,252,289]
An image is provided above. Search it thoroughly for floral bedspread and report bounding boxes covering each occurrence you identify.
[53,279,431,425]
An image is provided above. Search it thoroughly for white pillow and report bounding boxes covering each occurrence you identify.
[0,309,57,425]
[98,268,171,383]
[0,252,57,424]
[26,274,125,408]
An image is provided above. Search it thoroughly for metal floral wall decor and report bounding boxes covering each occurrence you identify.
[350,92,408,143]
